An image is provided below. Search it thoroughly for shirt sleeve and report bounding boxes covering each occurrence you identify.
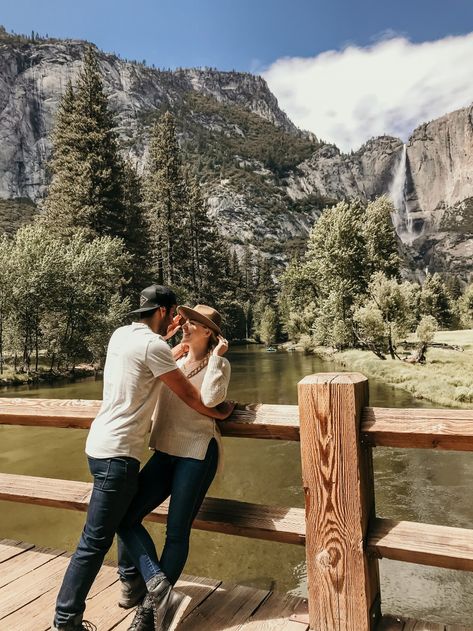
[145,338,177,378]
[200,355,231,407]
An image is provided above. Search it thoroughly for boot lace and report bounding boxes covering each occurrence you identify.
[127,605,153,631]
[81,622,97,631]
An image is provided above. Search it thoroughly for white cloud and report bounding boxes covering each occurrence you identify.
[262,33,473,152]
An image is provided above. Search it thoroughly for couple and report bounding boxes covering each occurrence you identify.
[53,284,235,631]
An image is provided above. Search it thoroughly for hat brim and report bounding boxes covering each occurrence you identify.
[128,306,161,316]
[178,305,222,336]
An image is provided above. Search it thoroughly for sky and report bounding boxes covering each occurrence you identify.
[2,0,473,151]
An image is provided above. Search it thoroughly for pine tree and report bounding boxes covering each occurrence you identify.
[42,48,126,239]
[186,175,227,303]
[143,111,189,286]
[121,161,153,293]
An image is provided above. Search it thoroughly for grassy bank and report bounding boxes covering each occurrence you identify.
[324,329,473,408]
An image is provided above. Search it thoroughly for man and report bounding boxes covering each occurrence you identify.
[53,284,235,631]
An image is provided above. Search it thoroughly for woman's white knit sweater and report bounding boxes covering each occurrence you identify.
[149,354,231,461]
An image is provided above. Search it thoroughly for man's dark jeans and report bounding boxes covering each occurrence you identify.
[117,438,219,585]
[54,455,140,627]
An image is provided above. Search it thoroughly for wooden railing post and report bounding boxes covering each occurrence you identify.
[298,373,381,631]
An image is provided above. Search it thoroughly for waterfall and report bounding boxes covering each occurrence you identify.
[389,144,414,242]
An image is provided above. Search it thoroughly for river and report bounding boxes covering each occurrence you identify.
[1,345,472,625]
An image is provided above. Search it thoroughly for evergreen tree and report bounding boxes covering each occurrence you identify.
[143,111,189,287]
[185,175,227,303]
[121,160,153,293]
[43,48,126,239]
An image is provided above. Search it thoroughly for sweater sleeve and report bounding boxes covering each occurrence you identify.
[200,355,231,407]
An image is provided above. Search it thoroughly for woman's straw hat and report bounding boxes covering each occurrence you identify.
[177,304,223,336]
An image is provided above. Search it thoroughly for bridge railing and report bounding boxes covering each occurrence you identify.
[1,372,473,630]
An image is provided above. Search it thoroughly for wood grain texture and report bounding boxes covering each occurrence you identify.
[0,538,34,562]
[362,408,473,451]
[298,373,380,631]
[369,518,473,571]
[0,472,305,545]
[0,398,300,440]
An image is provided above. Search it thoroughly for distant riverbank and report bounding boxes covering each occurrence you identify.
[316,329,473,409]
[0,364,98,387]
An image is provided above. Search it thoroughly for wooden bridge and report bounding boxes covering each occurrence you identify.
[1,372,473,630]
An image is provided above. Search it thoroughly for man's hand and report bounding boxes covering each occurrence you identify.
[163,315,182,341]
[172,342,189,360]
[213,335,229,357]
[213,399,236,420]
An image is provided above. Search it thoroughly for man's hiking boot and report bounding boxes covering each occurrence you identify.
[127,603,153,631]
[119,573,147,609]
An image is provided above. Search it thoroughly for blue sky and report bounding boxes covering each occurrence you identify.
[2,0,473,72]
[3,0,473,149]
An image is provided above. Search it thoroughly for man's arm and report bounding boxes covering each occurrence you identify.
[160,369,234,420]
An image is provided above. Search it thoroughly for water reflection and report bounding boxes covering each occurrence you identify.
[1,345,472,624]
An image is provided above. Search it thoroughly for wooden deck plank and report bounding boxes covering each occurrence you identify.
[3,562,119,631]
[0,553,70,620]
[238,592,309,630]
[0,545,64,588]
[368,518,473,572]
[177,582,270,631]
[0,398,301,441]
[0,538,35,562]
[0,473,306,545]
[109,574,222,631]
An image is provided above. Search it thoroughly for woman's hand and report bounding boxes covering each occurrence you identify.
[213,335,229,356]
[214,399,236,420]
[163,315,182,341]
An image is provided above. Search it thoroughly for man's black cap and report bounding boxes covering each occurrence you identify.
[128,284,177,315]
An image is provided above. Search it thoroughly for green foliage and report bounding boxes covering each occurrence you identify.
[258,305,279,346]
[420,273,455,329]
[362,196,400,279]
[143,111,189,286]
[416,315,438,345]
[42,51,126,238]
[459,284,473,327]
[0,225,130,374]
[353,272,413,359]
[41,48,151,295]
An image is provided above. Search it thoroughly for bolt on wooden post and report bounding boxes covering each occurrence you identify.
[298,373,381,631]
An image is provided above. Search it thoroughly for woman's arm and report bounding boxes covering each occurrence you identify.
[200,356,231,407]
[159,368,233,419]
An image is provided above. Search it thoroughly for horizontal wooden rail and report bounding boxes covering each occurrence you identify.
[0,473,305,546]
[3,473,473,573]
[2,399,473,449]
[368,518,473,572]
[362,407,473,451]
[0,398,300,441]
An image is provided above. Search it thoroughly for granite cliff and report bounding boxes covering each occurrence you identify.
[0,30,472,279]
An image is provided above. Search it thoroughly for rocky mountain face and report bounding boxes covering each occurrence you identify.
[0,31,472,280]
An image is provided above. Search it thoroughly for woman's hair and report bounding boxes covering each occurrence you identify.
[208,331,219,350]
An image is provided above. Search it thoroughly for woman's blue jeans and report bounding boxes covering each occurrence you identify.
[54,455,140,627]
[117,438,219,585]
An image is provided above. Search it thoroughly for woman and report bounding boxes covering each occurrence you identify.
[117,304,231,631]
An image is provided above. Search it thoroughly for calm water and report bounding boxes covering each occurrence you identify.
[1,345,473,625]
